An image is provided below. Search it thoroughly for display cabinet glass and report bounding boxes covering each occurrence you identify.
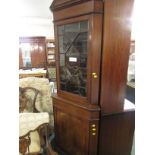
[126,40,135,103]
[20,43,32,68]
[58,21,89,97]
[127,40,135,85]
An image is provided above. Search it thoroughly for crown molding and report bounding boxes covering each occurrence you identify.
[50,0,92,11]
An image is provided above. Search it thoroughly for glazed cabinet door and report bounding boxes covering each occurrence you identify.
[51,2,103,155]
[54,15,102,105]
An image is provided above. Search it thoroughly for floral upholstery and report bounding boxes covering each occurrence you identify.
[19,113,49,154]
[19,113,49,137]
[19,78,58,155]
[19,87,40,113]
[19,77,54,126]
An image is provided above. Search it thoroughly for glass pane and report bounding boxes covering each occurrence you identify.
[21,43,32,67]
[126,40,135,103]
[124,6,135,109]
[59,36,64,53]
[60,54,65,66]
[58,21,89,97]
[65,23,80,33]
[127,41,135,84]
[58,25,65,35]
[80,21,88,32]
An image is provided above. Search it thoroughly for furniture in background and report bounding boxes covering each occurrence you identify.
[19,36,47,70]
[50,0,135,155]
[46,39,57,92]
[46,39,56,67]
[19,87,57,155]
[46,39,57,83]
[19,68,47,79]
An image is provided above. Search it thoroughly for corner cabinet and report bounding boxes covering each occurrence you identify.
[52,3,103,155]
[50,0,134,155]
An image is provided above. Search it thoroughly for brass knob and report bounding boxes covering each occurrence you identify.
[92,128,96,131]
[92,124,96,127]
[92,73,98,79]
[92,133,96,136]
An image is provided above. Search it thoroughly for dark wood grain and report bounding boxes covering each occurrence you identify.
[100,0,134,113]
[98,111,135,155]
[55,109,89,155]
[52,95,100,155]
[19,36,47,69]
[51,0,85,11]
[31,42,47,68]
[19,36,46,43]
[51,1,103,22]
[19,46,23,68]
[51,0,103,12]
[88,14,103,104]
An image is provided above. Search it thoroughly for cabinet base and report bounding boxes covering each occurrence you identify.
[52,95,100,155]
[98,111,135,155]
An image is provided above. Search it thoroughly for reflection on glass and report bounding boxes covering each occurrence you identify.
[60,54,65,66]
[127,41,135,85]
[21,43,32,67]
[58,21,89,97]
[126,40,135,103]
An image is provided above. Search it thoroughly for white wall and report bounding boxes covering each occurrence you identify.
[19,17,54,39]
[19,0,54,39]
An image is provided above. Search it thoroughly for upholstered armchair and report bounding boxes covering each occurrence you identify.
[19,113,51,155]
[19,86,57,155]
[19,77,54,127]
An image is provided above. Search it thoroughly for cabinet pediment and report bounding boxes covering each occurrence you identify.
[50,0,99,11]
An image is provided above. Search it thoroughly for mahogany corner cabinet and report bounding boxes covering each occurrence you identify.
[50,0,135,155]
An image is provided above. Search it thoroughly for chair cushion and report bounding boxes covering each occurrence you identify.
[19,113,49,154]
[19,77,54,128]
[19,113,49,137]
